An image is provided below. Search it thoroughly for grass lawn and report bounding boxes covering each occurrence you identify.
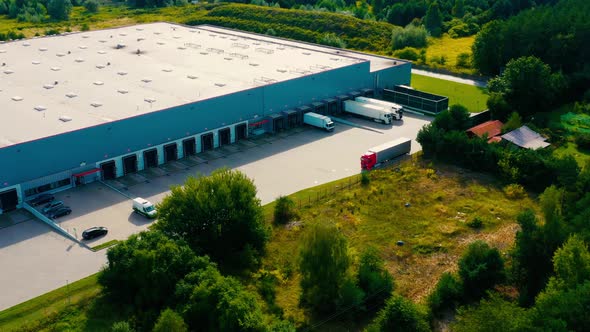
[91,239,119,251]
[424,34,476,75]
[411,73,489,113]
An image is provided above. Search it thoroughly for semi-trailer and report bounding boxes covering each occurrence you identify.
[361,137,412,170]
[303,112,334,131]
[343,100,394,124]
[355,97,403,120]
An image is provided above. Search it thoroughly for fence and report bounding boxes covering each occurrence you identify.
[294,174,361,209]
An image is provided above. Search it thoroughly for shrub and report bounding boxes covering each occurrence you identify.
[84,0,99,13]
[367,294,430,332]
[391,24,427,50]
[274,195,298,224]
[467,216,484,229]
[44,28,60,36]
[428,272,463,317]
[456,52,471,68]
[81,23,90,31]
[320,32,346,48]
[358,247,394,307]
[393,47,420,61]
[575,134,590,150]
[361,171,370,186]
[111,321,135,332]
[459,241,505,301]
[504,183,526,199]
[47,0,72,20]
[153,309,187,332]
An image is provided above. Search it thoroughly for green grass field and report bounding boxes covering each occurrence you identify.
[411,73,489,113]
[424,34,476,75]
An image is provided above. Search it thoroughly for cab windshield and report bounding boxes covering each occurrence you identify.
[145,205,155,212]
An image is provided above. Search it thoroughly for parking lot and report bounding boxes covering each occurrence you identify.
[0,113,430,310]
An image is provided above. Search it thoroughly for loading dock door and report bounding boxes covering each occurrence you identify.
[323,99,337,115]
[284,110,298,128]
[164,143,178,162]
[236,124,247,141]
[219,128,231,146]
[144,149,158,168]
[100,160,116,180]
[0,189,18,212]
[123,154,138,175]
[201,133,214,152]
[183,138,196,157]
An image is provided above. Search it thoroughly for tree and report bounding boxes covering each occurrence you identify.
[531,281,590,331]
[472,20,504,75]
[549,235,590,291]
[424,2,443,37]
[452,0,464,18]
[47,0,72,20]
[358,246,394,307]
[112,321,135,332]
[502,112,522,133]
[487,92,511,121]
[366,294,430,332]
[299,223,350,313]
[154,168,268,266]
[487,56,566,116]
[274,195,298,224]
[175,266,265,332]
[458,241,505,301]
[452,294,530,332]
[432,104,471,131]
[428,272,463,317]
[153,309,187,332]
[83,0,99,13]
[99,231,209,320]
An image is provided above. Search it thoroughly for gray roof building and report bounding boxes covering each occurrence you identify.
[501,125,550,149]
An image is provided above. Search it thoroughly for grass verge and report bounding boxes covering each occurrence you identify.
[91,240,119,251]
[0,274,101,332]
[411,73,489,112]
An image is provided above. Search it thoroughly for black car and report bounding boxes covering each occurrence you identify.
[29,194,55,206]
[82,227,108,240]
[47,206,71,219]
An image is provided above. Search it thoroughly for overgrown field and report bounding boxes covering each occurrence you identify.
[260,161,537,328]
[411,73,489,113]
[423,34,476,74]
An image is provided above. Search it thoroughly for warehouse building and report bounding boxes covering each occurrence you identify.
[0,22,411,213]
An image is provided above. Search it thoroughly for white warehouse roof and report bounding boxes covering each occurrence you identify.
[0,22,404,148]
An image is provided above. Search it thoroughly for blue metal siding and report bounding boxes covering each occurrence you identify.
[0,62,409,188]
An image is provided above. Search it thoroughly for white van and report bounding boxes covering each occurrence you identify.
[132,198,157,219]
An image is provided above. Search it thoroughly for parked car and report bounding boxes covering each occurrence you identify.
[82,227,108,240]
[42,200,64,214]
[47,206,71,219]
[29,194,54,206]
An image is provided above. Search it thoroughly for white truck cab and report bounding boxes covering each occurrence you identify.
[132,197,157,219]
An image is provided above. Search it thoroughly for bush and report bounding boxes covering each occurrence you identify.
[44,28,60,36]
[428,272,463,317]
[319,32,346,48]
[111,321,135,332]
[358,247,394,307]
[575,134,590,150]
[367,294,430,332]
[467,216,484,229]
[459,241,505,301]
[83,0,99,13]
[274,195,298,224]
[391,24,427,50]
[81,23,90,31]
[456,52,471,68]
[47,0,72,20]
[393,47,420,61]
[503,183,526,199]
[153,309,187,332]
[361,171,370,186]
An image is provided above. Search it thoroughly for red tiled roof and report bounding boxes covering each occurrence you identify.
[466,120,504,138]
[488,136,503,143]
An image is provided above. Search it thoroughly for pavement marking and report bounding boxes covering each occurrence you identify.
[332,117,384,134]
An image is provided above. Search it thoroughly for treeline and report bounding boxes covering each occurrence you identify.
[0,0,98,22]
[186,4,396,51]
[473,0,590,92]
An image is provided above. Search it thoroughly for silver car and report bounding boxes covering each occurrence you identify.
[42,200,64,214]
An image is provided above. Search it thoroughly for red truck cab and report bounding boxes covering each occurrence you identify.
[361,152,377,170]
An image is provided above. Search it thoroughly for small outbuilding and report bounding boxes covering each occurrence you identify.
[466,120,504,143]
[501,125,550,149]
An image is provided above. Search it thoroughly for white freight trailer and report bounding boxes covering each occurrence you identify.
[355,97,403,120]
[343,100,394,124]
[360,137,412,170]
[303,112,334,131]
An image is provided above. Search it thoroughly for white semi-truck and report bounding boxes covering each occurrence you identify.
[303,112,334,131]
[343,100,395,124]
[355,97,403,120]
[361,137,412,170]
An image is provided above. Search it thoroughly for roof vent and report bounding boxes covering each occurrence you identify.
[200,52,208,55]
[23,42,31,47]
[173,36,181,39]
[99,39,107,43]
[117,71,128,76]
[329,57,340,61]
[115,43,126,49]
[157,42,165,45]
[117,89,129,94]
[43,84,55,89]
[75,58,85,63]
[90,102,102,107]
[153,32,161,35]
[93,81,104,86]
[66,92,77,98]
[4,69,14,74]
[59,116,72,122]
[224,57,232,61]
[97,50,107,54]
[302,52,311,55]
[0,50,6,53]
[249,63,259,67]
[32,60,41,65]
[119,33,127,36]
[276,69,287,73]
[177,46,186,50]
[82,35,90,38]
[34,105,47,111]
[39,47,48,51]
[12,96,23,101]
[51,67,61,71]
[215,83,226,87]
[56,52,65,57]
[141,78,152,83]
[96,64,105,69]
[136,28,144,31]
[162,68,173,72]
[187,75,198,79]
[144,97,156,103]
[79,45,88,49]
